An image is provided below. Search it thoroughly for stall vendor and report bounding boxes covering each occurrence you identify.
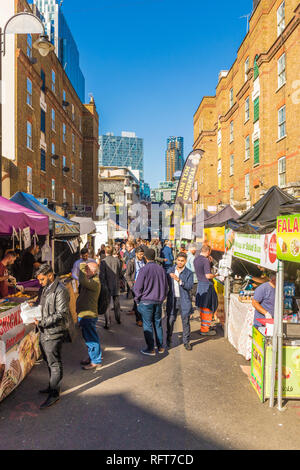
[252,272,276,328]
[0,251,17,298]
[245,266,269,287]
[19,245,41,282]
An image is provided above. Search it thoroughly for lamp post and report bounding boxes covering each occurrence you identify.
[0,11,54,196]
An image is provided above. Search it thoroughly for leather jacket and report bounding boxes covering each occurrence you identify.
[38,277,70,340]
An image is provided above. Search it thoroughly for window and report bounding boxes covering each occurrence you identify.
[230,155,234,176]
[230,187,234,202]
[278,156,286,188]
[71,104,75,121]
[63,123,66,143]
[230,121,234,143]
[51,108,55,131]
[72,163,75,180]
[79,169,82,185]
[63,188,67,202]
[62,156,67,174]
[51,179,56,201]
[277,1,285,36]
[254,97,259,122]
[79,116,82,132]
[27,34,32,58]
[245,97,250,122]
[63,90,66,108]
[254,139,260,166]
[41,149,46,172]
[27,121,32,149]
[51,69,56,94]
[41,69,46,92]
[72,192,75,208]
[278,53,286,88]
[278,105,286,139]
[245,57,249,82]
[51,142,56,166]
[254,55,259,80]
[245,173,250,199]
[229,88,234,108]
[245,136,250,161]
[41,109,46,133]
[27,78,32,106]
[27,166,32,194]
[72,133,75,153]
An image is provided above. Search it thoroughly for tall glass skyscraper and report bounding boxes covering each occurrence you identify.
[99,132,144,180]
[165,137,184,181]
[33,0,85,102]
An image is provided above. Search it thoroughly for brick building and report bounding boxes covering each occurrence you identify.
[193,0,300,213]
[1,0,99,219]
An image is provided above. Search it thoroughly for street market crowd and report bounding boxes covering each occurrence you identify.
[0,237,277,410]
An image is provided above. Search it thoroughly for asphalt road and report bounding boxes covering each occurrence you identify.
[0,294,300,450]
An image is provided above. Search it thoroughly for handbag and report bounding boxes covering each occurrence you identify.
[63,308,77,343]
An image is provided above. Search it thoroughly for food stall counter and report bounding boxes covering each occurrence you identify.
[228,294,255,360]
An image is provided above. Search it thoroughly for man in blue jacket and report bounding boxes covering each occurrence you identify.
[134,247,169,356]
[161,240,174,271]
[166,253,194,351]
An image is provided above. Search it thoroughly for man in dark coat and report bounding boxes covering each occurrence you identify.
[100,245,122,329]
[125,246,145,327]
[166,253,194,350]
[34,264,70,409]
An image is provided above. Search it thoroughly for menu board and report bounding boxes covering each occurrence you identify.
[277,214,300,263]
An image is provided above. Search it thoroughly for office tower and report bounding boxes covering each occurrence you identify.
[99,132,144,180]
[165,137,184,181]
[33,0,85,102]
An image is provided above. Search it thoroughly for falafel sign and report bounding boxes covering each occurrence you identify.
[175,150,204,207]
[277,214,300,263]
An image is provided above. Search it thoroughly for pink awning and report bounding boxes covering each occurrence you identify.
[0,196,49,236]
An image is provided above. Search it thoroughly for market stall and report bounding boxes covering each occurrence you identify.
[0,196,49,403]
[224,187,297,362]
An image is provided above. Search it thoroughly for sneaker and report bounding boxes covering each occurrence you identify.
[184,342,193,351]
[157,347,165,354]
[200,330,216,336]
[140,348,155,356]
[82,363,102,370]
[80,358,91,366]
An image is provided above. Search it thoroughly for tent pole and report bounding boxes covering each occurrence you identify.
[224,275,230,339]
[277,260,284,411]
[269,264,280,408]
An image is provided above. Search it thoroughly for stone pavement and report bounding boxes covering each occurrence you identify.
[0,294,300,450]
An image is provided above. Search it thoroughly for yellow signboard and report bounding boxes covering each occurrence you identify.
[204,226,225,252]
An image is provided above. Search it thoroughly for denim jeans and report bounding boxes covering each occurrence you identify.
[78,317,102,364]
[137,302,163,350]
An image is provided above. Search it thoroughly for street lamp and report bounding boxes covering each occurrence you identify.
[0,11,54,196]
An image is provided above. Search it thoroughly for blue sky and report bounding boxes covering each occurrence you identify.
[58,0,253,188]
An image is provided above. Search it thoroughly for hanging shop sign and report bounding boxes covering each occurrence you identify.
[232,231,277,271]
[277,214,300,263]
[204,226,225,252]
[54,221,80,237]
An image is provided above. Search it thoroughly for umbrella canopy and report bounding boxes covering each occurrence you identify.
[228,186,297,233]
[70,217,96,235]
[10,192,80,237]
[0,196,49,236]
[204,205,239,228]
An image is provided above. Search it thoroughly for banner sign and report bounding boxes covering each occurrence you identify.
[175,149,204,207]
[250,326,266,402]
[265,345,300,399]
[233,231,277,271]
[277,214,300,263]
[54,221,80,237]
[204,226,225,252]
